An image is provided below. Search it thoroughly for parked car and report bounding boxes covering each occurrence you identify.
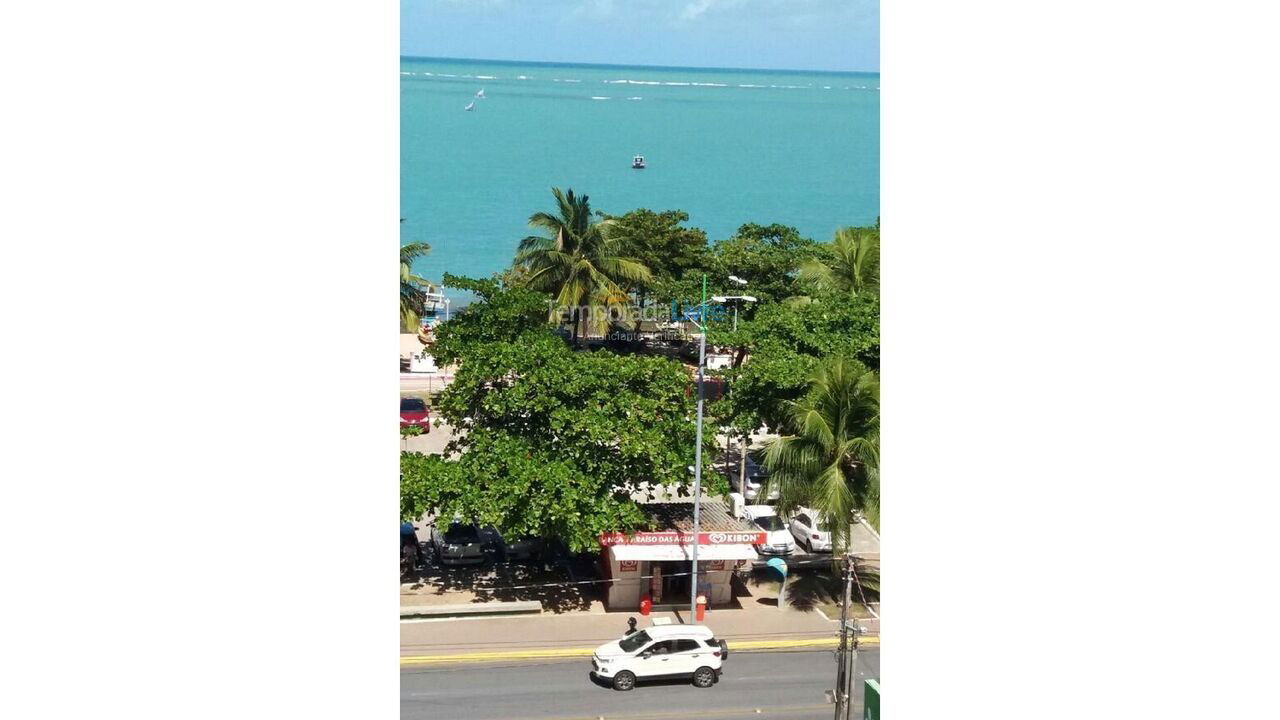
[400,397,430,431]
[788,508,834,552]
[732,457,779,501]
[430,521,487,566]
[591,624,727,691]
[744,505,794,555]
[499,534,543,563]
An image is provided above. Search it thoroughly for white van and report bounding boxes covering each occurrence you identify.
[591,624,728,691]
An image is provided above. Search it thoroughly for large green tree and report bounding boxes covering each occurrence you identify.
[514,188,652,344]
[705,223,819,308]
[760,355,880,542]
[402,279,720,552]
[710,291,880,434]
[606,209,710,306]
[400,242,432,332]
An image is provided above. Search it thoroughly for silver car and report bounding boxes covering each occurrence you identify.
[431,522,487,566]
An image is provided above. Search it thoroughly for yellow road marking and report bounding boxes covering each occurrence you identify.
[400,635,878,665]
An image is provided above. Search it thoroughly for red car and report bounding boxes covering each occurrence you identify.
[400,397,430,431]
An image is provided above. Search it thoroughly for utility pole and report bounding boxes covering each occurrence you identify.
[834,552,855,720]
[689,273,707,623]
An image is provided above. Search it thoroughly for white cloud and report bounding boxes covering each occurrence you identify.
[679,0,723,21]
[572,0,617,21]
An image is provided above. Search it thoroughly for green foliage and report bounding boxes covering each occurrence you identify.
[760,356,880,544]
[705,223,819,307]
[433,274,553,365]
[711,292,879,433]
[608,209,710,295]
[795,224,880,299]
[400,242,432,332]
[400,282,720,552]
[513,188,653,342]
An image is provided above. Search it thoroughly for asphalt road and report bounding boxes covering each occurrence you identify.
[401,648,879,720]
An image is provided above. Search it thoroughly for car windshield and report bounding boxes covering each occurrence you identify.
[443,524,478,543]
[618,630,651,653]
[754,516,785,531]
[401,398,427,412]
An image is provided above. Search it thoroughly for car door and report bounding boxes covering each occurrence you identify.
[640,640,678,677]
[791,513,811,544]
[670,638,707,675]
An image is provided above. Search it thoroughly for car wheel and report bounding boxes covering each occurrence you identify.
[612,671,636,691]
[692,667,716,688]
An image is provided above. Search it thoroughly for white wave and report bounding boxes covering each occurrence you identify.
[663,81,690,86]
[436,73,456,77]
[690,82,727,87]
[626,96,642,100]
[516,75,530,80]
[553,78,582,83]
[738,83,766,88]
[605,79,628,84]
[823,86,831,89]
[422,72,434,76]
[400,71,413,76]
[475,75,497,80]
[590,96,610,100]
[628,80,660,85]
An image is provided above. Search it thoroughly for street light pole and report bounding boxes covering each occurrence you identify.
[690,273,707,623]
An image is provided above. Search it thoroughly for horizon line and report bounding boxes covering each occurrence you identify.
[399,54,879,76]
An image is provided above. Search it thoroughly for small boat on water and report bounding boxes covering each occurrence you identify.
[475,89,485,99]
[632,155,646,169]
[464,101,475,112]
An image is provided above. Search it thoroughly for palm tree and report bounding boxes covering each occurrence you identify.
[514,188,652,344]
[400,242,432,332]
[796,224,880,298]
[761,355,880,548]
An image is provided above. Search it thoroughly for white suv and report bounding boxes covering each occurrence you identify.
[590,625,728,691]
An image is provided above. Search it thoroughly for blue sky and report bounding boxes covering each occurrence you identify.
[401,0,879,73]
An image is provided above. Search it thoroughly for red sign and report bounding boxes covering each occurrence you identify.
[599,530,766,546]
[619,560,639,572]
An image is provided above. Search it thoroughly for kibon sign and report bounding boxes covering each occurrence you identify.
[598,530,766,546]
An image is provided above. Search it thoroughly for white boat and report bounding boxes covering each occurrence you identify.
[475,89,485,99]
[464,101,475,111]
[632,155,645,169]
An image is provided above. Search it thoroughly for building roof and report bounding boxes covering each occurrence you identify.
[640,501,757,534]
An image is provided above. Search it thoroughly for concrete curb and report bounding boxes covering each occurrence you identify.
[399,635,879,665]
[400,601,542,618]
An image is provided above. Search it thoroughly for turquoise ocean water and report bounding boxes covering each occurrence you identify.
[400,57,879,303]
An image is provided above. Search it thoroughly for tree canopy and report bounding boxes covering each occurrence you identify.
[710,291,879,434]
[402,278,721,552]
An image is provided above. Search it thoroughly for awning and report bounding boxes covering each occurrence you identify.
[611,543,758,562]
